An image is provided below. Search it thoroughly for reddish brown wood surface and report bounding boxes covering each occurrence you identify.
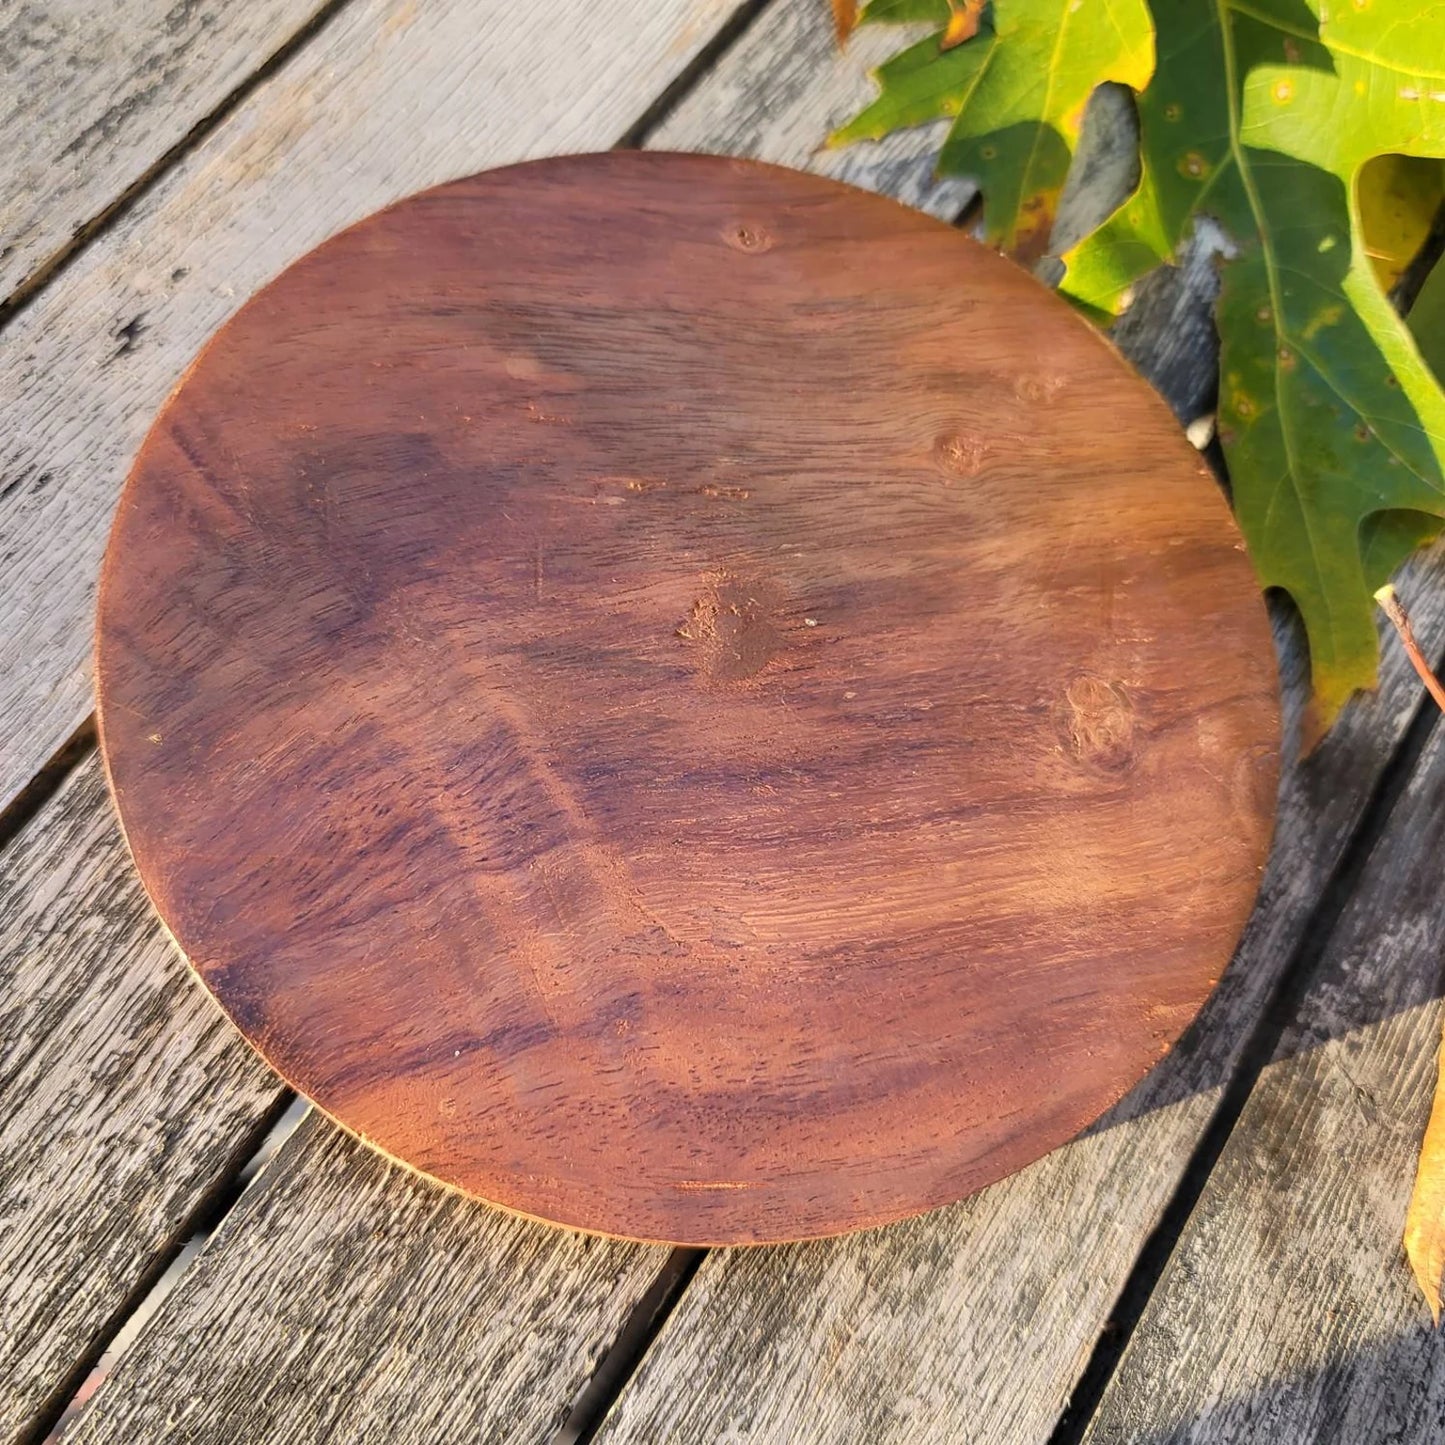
[95,152,1279,1245]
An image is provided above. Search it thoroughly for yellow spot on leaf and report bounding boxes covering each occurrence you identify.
[1302,304,1344,339]
[1273,80,1294,103]
[1180,152,1210,179]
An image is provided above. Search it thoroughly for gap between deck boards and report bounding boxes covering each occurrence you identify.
[0,717,97,857]
[0,0,359,334]
[1047,665,1445,1445]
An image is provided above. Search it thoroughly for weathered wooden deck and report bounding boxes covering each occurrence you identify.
[3,2,1445,1440]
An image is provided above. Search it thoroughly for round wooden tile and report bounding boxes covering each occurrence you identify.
[96,152,1279,1244]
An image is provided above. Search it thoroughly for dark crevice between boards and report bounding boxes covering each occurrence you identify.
[613,0,780,150]
[1393,197,1445,317]
[0,716,97,857]
[552,1247,707,1445]
[951,189,985,237]
[0,0,360,337]
[24,1093,306,1444]
[1046,671,1445,1445]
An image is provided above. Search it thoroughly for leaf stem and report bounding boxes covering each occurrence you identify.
[1374,584,1445,714]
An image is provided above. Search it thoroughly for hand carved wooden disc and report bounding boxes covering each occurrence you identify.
[96,152,1279,1245]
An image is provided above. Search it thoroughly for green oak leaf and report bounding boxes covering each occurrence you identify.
[831,0,1155,259]
[1061,0,1445,722]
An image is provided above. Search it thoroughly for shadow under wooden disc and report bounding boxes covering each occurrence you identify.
[95,152,1279,1245]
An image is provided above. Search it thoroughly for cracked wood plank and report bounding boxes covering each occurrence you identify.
[0,758,285,1443]
[0,0,329,303]
[1083,718,1445,1444]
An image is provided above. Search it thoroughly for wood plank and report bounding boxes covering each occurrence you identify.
[0,0,326,303]
[1082,720,1445,1445]
[580,3,1445,1440]
[0,0,749,819]
[65,1118,669,1445]
[0,758,285,1443]
[95,149,1277,1247]
[644,5,976,221]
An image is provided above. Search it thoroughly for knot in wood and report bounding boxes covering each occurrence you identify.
[1058,674,1135,773]
[724,221,773,254]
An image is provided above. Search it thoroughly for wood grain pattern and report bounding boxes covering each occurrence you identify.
[0,758,285,1443]
[65,1117,668,1445]
[0,0,748,820]
[591,617,1442,1445]
[1083,717,1445,1445]
[21,21,1159,1439]
[97,151,1278,1245]
[0,0,326,303]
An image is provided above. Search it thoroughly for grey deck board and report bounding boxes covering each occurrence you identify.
[0,759,285,1444]
[1083,717,1445,1445]
[0,0,326,304]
